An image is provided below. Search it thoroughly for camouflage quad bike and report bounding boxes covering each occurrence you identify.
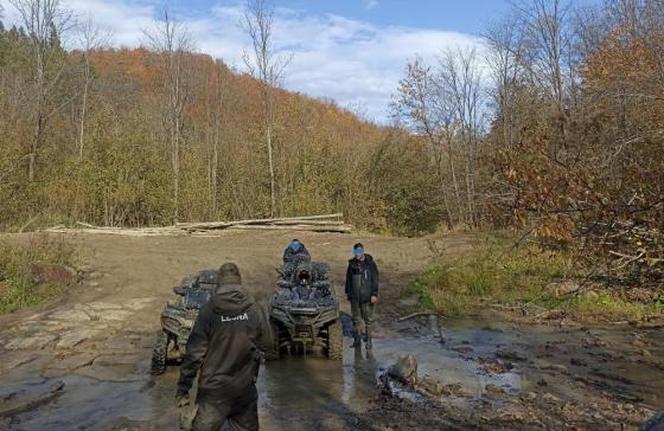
[269,257,343,360]
[150,270,218,375]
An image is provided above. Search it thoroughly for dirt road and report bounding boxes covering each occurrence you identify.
[1,231,662,430]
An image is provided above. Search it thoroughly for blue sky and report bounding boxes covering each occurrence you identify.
[172,0,511,35]
[0,0,598,122]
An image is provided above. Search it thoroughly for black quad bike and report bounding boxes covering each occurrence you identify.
[269,258,342,360]
[150,270,218,375]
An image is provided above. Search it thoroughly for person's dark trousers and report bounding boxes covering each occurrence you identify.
[351,300,375,347]
[192,386,259,431]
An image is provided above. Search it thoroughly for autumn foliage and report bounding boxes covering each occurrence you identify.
[0,21,439,234]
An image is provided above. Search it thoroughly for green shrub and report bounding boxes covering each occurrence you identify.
[407,238,573,316]
[0,235,77,313]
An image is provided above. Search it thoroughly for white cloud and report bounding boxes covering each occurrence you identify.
[0,0,485,123]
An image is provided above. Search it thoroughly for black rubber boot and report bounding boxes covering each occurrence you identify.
[352,336,361,348]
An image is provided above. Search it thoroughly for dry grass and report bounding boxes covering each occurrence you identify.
[408,236,662,321]
[0,235,77,313]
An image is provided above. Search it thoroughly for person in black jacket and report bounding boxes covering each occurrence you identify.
[176,263,272,431]
[345,243,379,350]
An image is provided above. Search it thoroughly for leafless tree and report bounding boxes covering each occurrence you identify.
[9,0,72,181]
[76,15,110,160]
[437,48,484,225]
[392,58,457,228]
[242,0,292,217]
[144,7,194,222]
[484,16,526,149]
[510,0,573,142]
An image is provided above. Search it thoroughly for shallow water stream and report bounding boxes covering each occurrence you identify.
[3,318,663,430]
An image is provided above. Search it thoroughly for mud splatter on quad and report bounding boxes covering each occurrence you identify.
[269,255,342,360]
[150,270,217,375]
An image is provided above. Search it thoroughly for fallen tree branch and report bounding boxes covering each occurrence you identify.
[226,224,352,233]
[42,214,351,236]
[177,213,343,230]
[397,310,444,322]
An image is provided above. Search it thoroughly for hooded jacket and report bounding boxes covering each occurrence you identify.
[345,254,379,304]
[176,280,272,402]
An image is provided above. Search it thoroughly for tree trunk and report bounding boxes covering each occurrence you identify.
[78,60,90,161]
[267,121,276,217]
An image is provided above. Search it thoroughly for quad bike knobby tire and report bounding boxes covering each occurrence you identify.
[326,321,343,361]
[151,330,169,375]
[264,320,281,361]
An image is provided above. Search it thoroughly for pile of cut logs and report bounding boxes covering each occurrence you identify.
[44,213,351,237]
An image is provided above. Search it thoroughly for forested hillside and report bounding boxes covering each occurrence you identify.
[0,0,662,281]
[0,19,420,231]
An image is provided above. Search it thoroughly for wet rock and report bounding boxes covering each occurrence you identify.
[632,334,651,348]
[45,353,97,371]
[484,384,507,400]
[387,355,418,385]
[55,329,102,349]
[86,301,123,311]
[496,346,526,362]
[125,297,158,311]
[94,309,133,322]
[5,334,58,350]
[0,381,64,417]
[95,337,137,353]
[75,362,142,383]
[478,357,513,374]
[93,354,138,367]
[419,376,445,396]
[521,391,537,402]
[440,383,469,398]
[15,321,53,333]
[452,346,474,356]
[49,309,91,323]
[542,393,561,404]
[42,353,98,378]
[582,335,607,348]
[570,357,588,367]
[541,363,569,374]
[2,354,40,370]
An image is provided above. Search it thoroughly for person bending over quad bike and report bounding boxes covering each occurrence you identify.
[270,258,342,360]
[283,238,310,263]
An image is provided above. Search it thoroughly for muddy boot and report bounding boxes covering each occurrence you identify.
[365,331,373,350]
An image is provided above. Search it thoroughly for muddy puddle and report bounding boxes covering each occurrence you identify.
[3,319,663,430]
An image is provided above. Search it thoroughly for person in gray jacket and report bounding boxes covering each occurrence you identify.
[344,243,379,349]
